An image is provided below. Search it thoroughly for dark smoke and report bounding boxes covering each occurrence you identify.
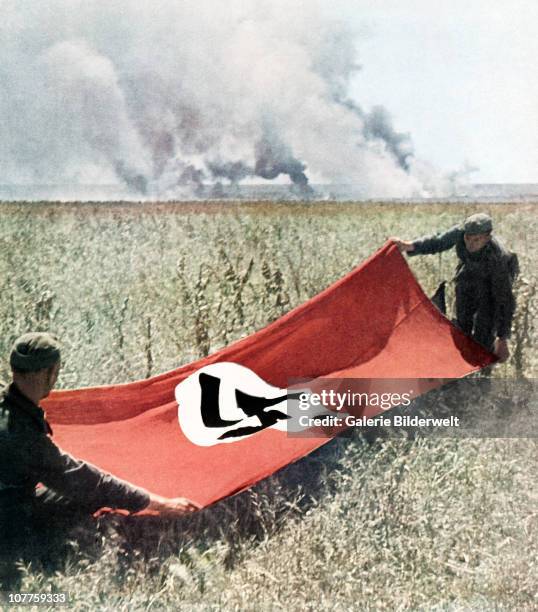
[363,106,413,171]
[208,135,315,196]
[254,132,312,193]
[336,97,413,171]
[207,160,253,184]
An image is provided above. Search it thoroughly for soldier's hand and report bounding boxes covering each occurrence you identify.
[146,493,201,516]
[493,338,510,363]
[389,237,415,253]
[168,497,201,513]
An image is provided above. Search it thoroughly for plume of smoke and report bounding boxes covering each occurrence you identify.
[207,160,252,184]
[0,0,452,199]
[363,106,413,172]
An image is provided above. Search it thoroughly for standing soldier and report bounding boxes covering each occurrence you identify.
[0,332,200,588]
[391,213,517,362]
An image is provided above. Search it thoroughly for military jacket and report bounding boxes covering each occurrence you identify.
[0,383,150,512]
[408,226,516,338]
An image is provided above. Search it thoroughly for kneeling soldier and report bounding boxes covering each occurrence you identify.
[0,332,199,587]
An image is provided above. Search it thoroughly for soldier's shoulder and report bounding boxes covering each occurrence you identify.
[447,225,465,243]
[437,225,463,244]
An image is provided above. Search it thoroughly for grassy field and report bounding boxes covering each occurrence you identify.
[0,201,536,610]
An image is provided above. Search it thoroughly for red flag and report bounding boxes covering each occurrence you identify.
[43,242,495,509]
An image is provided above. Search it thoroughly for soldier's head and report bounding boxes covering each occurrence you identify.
[463,213,493,253]
[10,332,61,400]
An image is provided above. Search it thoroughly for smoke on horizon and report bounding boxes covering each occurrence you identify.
[0,0,462,199]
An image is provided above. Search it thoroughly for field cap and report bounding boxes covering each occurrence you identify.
[10,332,61,372]
[463,213,493,235]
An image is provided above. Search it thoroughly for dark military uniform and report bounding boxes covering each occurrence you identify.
[0,382,150,585]
[408,226,516,350]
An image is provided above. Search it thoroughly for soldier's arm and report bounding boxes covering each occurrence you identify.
[28,435,151,513]
[407,225,461,256]
[28,435,199,514]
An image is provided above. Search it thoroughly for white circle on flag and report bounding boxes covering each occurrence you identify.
[176,362,293,446]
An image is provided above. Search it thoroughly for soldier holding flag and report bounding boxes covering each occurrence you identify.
[392,213,517,362]
[0,332,199,588]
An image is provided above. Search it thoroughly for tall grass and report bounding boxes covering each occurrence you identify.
[0,201,536,610]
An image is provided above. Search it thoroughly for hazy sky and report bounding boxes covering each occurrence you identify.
[331,0,538,182]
